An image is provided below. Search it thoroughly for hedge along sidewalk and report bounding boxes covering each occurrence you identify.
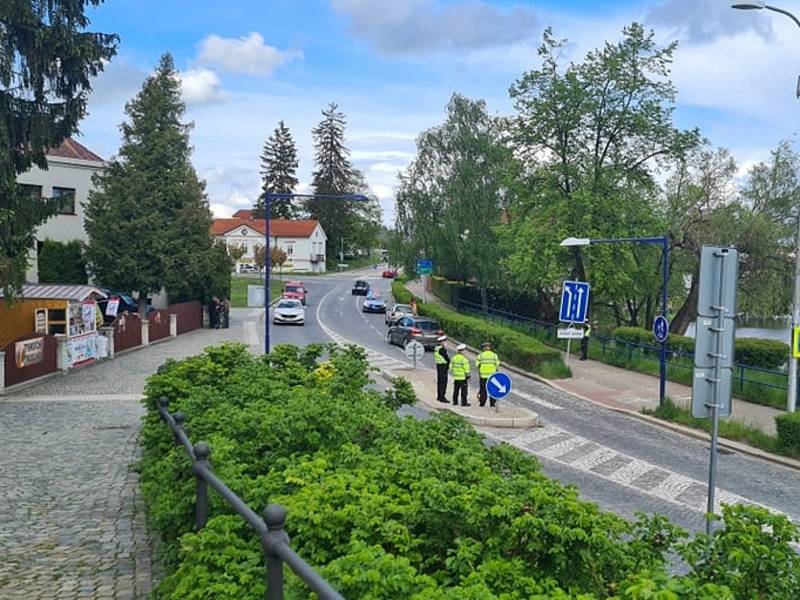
[404,279,783,438]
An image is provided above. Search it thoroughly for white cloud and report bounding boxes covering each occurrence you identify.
[210,203,233,218]
[369,161,406,174]
[197,32,303,76]
[331,0,539,56]
[178,68,228,105]
[645,0,773,44]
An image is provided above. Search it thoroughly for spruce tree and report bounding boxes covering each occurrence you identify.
[0,0,117,297]
[256,120,299,219]
[85,54,229,312]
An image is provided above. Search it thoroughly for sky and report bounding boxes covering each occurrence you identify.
[77,0,800,224]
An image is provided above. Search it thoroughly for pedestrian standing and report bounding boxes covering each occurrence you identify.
[433,335,450,403]
[449,343,471,407]
[580,318,592,361]
[476,341,500,407]
[410,298,418,316]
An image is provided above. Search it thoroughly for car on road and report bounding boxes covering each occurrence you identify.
[282,280,308,305]
[362,292,386,313]
[385,303,414,326]
[382,269,397,278]
[273,298,305,325]
[351,280,369,296]
[240,263,258,273]
[386,316,443,350]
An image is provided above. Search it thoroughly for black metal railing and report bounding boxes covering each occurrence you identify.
[454,298,796,398]
[156,397,345,600]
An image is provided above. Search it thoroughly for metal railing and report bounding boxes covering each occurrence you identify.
[156,396,345,600]
[454,298,795,399]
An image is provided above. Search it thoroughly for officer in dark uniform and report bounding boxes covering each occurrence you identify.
[433,335,450,402]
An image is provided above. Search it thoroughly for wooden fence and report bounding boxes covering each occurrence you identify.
[3,333,58,387]
[149,310,171,342]
[113,312,142,353]
[169,301,203,334]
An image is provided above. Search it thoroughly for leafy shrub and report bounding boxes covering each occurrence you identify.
[611,327,789,370]
[776,411,800,454]
[383,376,417,410]
[392,280,567,376]
[37,239,87,284]
[140,343,800,599]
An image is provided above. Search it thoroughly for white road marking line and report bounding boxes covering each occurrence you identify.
[606,459,654,486]
[537,437,587,459]
[512,390,564,410]
[650,473,696,502]
[569,447,619,470]
[244,320,258,346]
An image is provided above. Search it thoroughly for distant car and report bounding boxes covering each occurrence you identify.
[362,292,386,313]
[382,269,397,279]
[351,280,369,296]
[283,281,308,305]
[273,298,305,325]
[386,316,443,350]
[385,303,414,326]
[240,264,257,273]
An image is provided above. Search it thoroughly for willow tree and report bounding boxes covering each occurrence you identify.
[0,0,117,297]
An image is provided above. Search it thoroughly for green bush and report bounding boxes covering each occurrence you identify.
[393,280,568,377]
[611,327,789,370]
[776,411,800,454]
[140,344,800,599]
[37,239,87,284]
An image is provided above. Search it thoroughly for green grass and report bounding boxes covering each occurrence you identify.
[643,399,799,460]
[230,276,281,308]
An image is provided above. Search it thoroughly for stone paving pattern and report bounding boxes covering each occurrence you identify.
[0,315,258,599]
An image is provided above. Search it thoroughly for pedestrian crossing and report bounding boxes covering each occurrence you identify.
[484,423,778,518]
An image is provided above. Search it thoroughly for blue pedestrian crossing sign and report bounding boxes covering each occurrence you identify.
[653,315,669,343]
[559,280,590,324]
[487,372,512,400]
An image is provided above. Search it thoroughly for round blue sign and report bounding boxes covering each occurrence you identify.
[487,372,512,399]
[653,315,669,343]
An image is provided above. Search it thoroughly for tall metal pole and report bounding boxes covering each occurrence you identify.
[659,237,669,408]
[788,212,800,412]
[264,194,272,355]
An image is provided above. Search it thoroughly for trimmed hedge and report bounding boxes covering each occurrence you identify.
[37,239,87,284]
[776,412,800,454]
[611,326,789,370]
[393,280,568,377]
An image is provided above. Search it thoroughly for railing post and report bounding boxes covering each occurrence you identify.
[192,442,210,531]
[263,504,290,600]
[173,411,187,447]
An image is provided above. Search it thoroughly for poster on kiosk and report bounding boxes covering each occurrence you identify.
[66,300,99,367]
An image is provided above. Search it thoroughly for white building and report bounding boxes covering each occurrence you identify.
[16,139,105,283]
[211,210,327,274]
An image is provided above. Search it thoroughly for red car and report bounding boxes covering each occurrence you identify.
[282,280,308,305]
[382,269,397,279]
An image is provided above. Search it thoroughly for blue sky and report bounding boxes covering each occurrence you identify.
[77,0,800,223]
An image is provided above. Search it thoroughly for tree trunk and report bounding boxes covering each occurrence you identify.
[480,286,489,313]
[671,264,699,335]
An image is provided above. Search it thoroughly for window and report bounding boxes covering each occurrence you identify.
[285,242,294,256]
[52,187,76,215]
[20,184,42,198]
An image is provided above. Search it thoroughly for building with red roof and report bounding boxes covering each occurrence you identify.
[211,212,328,274]
[16,138,106,283]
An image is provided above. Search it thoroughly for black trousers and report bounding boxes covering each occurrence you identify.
[452,379,468,406]
[580,336,589,360]
[479,377,495,407]
[436,364,448,400]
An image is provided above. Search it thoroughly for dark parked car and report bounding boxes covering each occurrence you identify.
[386,316,443,350]
[351,280,370,296]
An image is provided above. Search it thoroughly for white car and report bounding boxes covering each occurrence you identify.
[273,298,305,325]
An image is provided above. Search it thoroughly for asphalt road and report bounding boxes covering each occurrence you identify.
[258,272,800,534]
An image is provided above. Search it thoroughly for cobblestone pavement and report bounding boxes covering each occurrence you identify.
[0,316,259,599]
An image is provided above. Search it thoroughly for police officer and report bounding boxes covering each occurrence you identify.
[449,343,471,407]
[476,342,500,407]
[433,335,450,403]
[580,318,591,361]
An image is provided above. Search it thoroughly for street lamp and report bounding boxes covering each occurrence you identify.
[732,1,800,412]
[263,192,368,354]
[560,235,669,407]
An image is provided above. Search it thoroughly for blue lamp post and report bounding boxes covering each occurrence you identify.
[262,192,368,354]
[561,235,669,407]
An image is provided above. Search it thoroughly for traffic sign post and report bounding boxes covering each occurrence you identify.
[691,246,739,536]
[653,315,669,344]
[405,340,425,368]
[486,372,511,412]
[416,259,433,304]
[559,281,590,324]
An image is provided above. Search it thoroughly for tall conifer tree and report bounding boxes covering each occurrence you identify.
[256,120,299,219]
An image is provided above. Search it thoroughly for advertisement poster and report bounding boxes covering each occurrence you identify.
[82,302,96,331]
[67,333,97,366]
[35,308,48,334]
[68,301,98,337]
[15,337,44,368]
[106,298,120,318]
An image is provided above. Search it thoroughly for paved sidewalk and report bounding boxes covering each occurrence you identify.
[0,310,260,599]
[404,280,783,436]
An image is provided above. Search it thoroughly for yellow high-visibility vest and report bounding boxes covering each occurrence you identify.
[434,345,447,365]
[449,354,470,380]
[476,350,499,378]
